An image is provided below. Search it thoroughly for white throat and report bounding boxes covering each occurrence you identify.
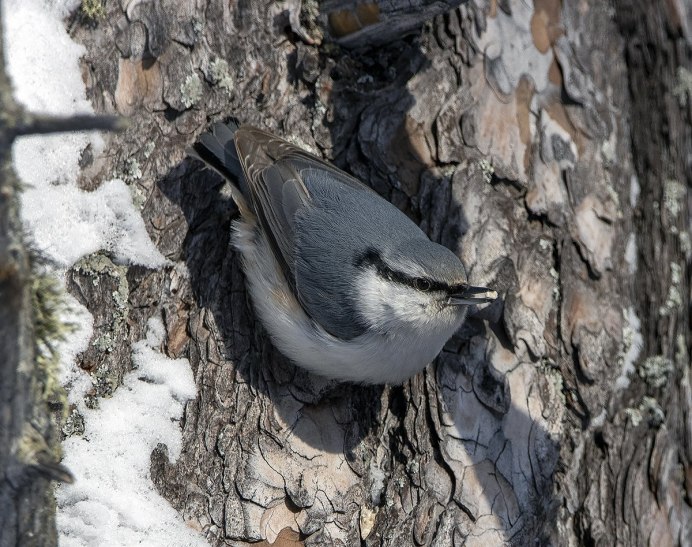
[353,268,465,334]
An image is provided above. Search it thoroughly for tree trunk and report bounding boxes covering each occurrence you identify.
[0,17,67,547]
[4,0,690,545]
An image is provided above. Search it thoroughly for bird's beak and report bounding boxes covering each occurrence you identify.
[447,285,498,306]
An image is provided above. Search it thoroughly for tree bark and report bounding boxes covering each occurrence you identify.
[5,0,689,545]
[0,14,70,547]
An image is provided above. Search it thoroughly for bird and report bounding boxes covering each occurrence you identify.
[190,120,497,384]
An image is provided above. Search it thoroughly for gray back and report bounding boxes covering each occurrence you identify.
[294,168,465,339]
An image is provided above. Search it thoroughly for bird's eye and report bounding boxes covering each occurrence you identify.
[414,278,432,291]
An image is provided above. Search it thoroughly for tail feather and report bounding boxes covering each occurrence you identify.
[190,119,242,181]
[190,119,254,218]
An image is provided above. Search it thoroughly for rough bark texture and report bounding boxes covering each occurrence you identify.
[8,0,689,545]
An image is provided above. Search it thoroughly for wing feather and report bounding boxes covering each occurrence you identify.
[234,127,370,289]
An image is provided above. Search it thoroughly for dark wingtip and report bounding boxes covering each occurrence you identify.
[189,120,243,181]
[223,116,241,131]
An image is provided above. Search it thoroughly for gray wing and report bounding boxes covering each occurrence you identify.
[233,126,374,298]
[292,167,436,340]
[236,126,436,340]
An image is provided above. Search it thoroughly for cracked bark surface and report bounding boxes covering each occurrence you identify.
[33,0,692,545]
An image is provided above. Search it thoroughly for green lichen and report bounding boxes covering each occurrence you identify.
[209,58,234,95]
[92,363,118,399]
[31,271,75,418]
[625,396,665,427]
[624,407,642,427]
[615,308,642,390]
[440,164,457,178]
[663,179,686,218]
[131,185,146,210]
[76,253,114,275]
[675,334,688,368]
[74,255,131,409]
[672,66,692,107]
[124,157,142,181]
[479,159,495,184]
[75,253,129,347]
[191,17,204,35]
[180,73,203,109]
[678,231,691,260]
[302,0,321,22]
[62,408,85,437]
[638,355,673,389]
[92,332,116,354]
[659,262,682,317]
[300,0,324,43]
[121,154,147,206]
[81,0,105,21]
[640,396,665,426]
[622,319,636,352]
[142,141,155,159]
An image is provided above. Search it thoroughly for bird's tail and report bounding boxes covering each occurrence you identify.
[189,119,253,218]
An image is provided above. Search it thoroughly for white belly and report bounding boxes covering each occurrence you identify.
[232,220,463,384]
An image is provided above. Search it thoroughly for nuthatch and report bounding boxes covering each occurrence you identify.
[191,121,497,384]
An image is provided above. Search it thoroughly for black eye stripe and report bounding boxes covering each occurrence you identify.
[355,248,466,293]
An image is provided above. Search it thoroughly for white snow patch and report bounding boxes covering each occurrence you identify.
[5,0,99,194]
[22,178,167,268]
[56,318,203,547]
[4,0,167,269]
[56,292,95,406]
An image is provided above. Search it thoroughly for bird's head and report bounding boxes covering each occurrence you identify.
[353,240,497,335]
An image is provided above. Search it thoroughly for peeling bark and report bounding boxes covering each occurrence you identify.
[6,0,688,545]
